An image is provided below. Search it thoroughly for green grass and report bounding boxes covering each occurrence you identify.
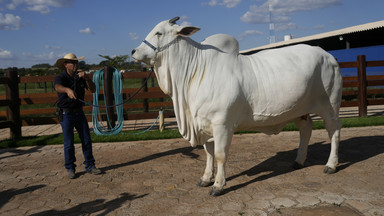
[1,116,383,148]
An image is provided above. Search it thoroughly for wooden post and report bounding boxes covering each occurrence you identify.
[357,55,367,117]
[159,109,164,132]
[142,78,149,112]
[104,66,115,128]
[142,68,149,112]
[6,69,21,138]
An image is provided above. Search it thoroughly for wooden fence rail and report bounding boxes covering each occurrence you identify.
[1,55,383,138]
[339,55,384,116]
[0,69,21,138]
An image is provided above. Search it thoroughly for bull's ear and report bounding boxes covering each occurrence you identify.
[177,26,200,37]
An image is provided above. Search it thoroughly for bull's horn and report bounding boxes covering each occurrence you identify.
[169,17,180,24]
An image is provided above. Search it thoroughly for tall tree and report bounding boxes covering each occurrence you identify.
[98,54,129,69]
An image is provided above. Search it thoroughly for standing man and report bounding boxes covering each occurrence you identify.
[54,53,101,179]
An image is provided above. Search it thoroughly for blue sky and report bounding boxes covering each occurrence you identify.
[1,0,384,68]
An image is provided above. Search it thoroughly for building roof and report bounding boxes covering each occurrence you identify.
[240,20,384,55]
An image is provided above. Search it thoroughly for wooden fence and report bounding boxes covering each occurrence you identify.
[1,55,384,138]
[339,55,384,115]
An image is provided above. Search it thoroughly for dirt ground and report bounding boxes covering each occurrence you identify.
[0,126,383,215]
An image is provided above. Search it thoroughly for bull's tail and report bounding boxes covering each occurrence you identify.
[318,52,342,174]
[321,52,343,118]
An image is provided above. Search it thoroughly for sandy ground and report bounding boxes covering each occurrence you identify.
[0,125,383,215]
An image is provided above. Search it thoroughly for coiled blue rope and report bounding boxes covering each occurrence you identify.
[92,68,124,135]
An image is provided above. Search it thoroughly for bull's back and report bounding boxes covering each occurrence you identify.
[238,44,340,125]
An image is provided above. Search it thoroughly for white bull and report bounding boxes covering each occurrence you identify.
[132,17,342,196]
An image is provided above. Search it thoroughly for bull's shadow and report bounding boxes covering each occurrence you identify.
[223,135,384,195]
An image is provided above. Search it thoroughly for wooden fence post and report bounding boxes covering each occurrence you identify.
[357,55,367,117]
[159,109,164,132]
[104,66,115,128]
[6,68,21,138]
[142,68,149,112]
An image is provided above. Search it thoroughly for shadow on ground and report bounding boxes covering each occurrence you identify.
[30,193,148,216]
[100,145,203,173]
[0,185,46,209]
[0,146,45,160]
[223,135,384,195]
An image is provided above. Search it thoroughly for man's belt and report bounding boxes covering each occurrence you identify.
[62,107,83,113]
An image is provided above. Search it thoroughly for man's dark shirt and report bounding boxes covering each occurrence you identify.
[54,71,87,109]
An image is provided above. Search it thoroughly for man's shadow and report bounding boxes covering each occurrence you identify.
[0,145,44,160]
[30,192,147,216]
[0,185,46,209]
[223,135,384,195]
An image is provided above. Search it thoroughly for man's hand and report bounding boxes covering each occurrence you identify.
[77,70,86,78]
[77,70,96,93]
[55,84,76,100]
[65,88,77,100]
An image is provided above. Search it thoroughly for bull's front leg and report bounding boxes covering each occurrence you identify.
[199,141,214,187]
[210,125,233,196]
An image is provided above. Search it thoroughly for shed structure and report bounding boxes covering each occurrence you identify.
[240,20,384,55]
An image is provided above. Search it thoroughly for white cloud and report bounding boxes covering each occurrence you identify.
[0,13,21,30]
[129,32,139,40]
[275,22,298,31]
[6,0,74,14]
[79,27,94,34]
[241,0,342,24]
[238,30,263,40]
[26,4,50,14]
[45,45,61,50]
[22,51,58,61]
[207,0,241,8]
[0,48,14,59]
[270,0,342,14]
[179,16,192,26]
[180,21,192,26]
[6,0,21,10]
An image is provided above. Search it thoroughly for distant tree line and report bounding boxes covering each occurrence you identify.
[0,54,143,76]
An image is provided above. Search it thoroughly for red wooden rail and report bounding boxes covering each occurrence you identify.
[1,55,383,138]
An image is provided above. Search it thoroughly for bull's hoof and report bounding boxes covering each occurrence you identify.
[323,166,336,174]
[292,162,304,170]
[198,179,212,187]
[209,186,223,197]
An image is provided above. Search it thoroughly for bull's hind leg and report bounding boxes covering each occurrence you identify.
[199,141,214,187]
[323,116,341,174]
[293,114,313,169]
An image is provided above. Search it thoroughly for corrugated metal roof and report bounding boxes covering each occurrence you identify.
[240,20,384,54]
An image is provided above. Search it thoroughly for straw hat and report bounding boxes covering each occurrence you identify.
[55,53,85,69]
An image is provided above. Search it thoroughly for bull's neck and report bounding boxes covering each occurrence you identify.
[154,37,201,97]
